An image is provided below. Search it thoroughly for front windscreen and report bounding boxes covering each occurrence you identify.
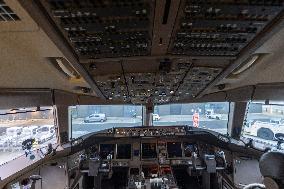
[69,105,143,139]
[153,102,229,134]
[243,101,284,150]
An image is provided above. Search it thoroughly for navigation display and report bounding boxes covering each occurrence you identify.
[100,144,115,159]
[167,142,182,158]
[116,144,132,159]
[142,143,157,159]
[183,142,198,157]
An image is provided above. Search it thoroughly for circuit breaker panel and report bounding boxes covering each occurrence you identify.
[170,0,284,56]
[43,0,154,59]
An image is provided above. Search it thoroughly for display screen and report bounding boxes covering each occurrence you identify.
[167,142,182,158]
[142,143,157,159]
[183,142,198,157]
[116,144,132,159]
[100,144,115,159]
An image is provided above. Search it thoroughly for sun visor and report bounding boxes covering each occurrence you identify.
[0,89,52,109]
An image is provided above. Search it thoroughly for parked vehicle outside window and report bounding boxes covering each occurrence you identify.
[84,113,107,123]
[243,101,284,150]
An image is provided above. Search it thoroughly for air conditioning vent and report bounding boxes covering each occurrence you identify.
[0,0,20,21]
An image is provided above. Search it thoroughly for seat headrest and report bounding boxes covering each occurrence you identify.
[259,151,284,181]
[263,177,279,189]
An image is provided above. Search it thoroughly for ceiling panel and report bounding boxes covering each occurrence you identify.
[16,0,283,102]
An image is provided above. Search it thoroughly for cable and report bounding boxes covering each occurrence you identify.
[243,86,256,130]
[226,102,231,136]
[120,60,130,102]
[225,91,230,135]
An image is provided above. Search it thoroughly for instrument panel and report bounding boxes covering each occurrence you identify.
[96,138,200,167]
[113,126,187,137]
[73,126,228,189]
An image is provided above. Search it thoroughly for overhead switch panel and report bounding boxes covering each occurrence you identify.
[176,67,222,100]
[44,0,154,59]
[170,0,284,56]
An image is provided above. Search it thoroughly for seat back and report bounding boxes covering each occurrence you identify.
[259,151,284,189]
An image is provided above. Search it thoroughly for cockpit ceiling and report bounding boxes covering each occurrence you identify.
[29,1,284,103]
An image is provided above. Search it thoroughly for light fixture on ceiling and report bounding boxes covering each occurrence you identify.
[231,54,260,75]
[55,58,80,79]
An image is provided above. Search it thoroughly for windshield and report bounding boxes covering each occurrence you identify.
[243,101,284,150]
[153,102,229,134]
[69,105,143,139]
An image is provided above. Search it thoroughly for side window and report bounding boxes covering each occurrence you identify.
[0,106,56,165]
[243,101,284,150]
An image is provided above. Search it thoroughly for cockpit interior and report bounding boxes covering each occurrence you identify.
[0,0,284,189]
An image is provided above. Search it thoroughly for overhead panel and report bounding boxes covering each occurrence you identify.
[175,67,223,101]
[125,73,155,103]
[169,0,284,56]
[91,59,191,104]
[34,0,281,103]
[95,74,128,101]
[151,61,192,104]
[43,0,154,59]
[79,56,224,104]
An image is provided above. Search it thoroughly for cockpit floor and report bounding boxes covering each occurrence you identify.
[172,168,202,189]
[101,168,128,189]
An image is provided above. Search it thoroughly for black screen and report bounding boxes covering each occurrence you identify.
[116,144,132,159]
[142,143,157,159]
[100,144,115,159]
[167,142,182,158]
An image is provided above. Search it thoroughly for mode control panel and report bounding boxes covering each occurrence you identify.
[114,126,186,137]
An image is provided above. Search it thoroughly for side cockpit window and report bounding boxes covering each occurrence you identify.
[0,106,56,166]
[242,101,284,150]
